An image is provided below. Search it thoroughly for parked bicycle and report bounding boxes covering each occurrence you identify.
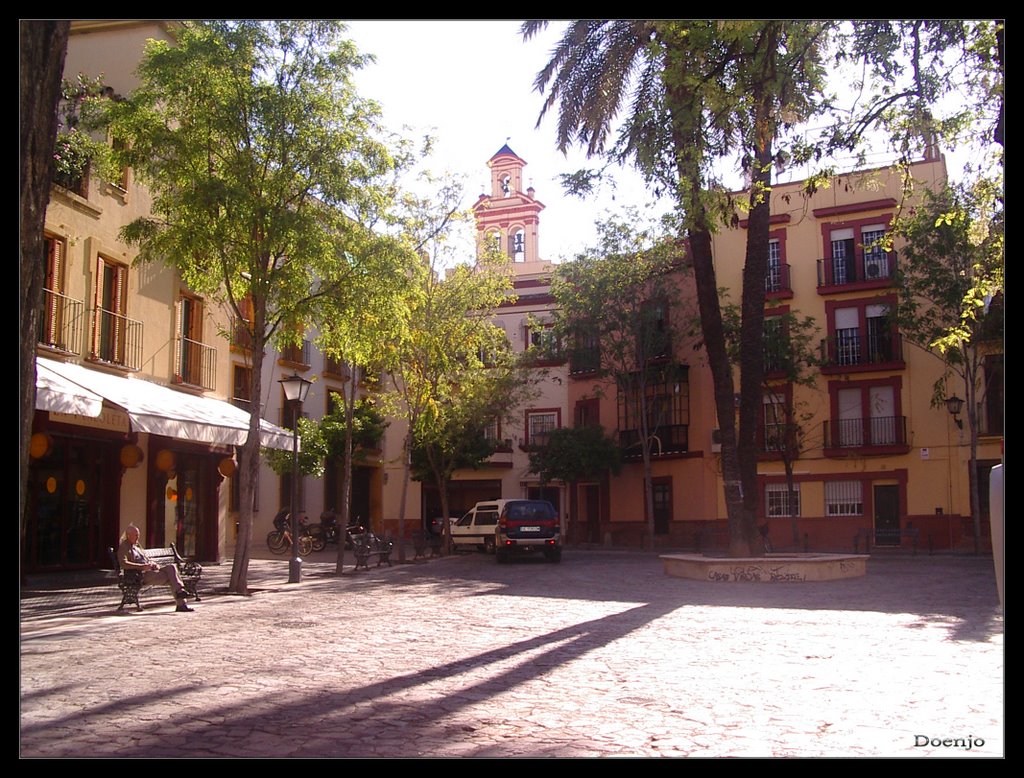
[267,509,314,556]
[307,511,365,552]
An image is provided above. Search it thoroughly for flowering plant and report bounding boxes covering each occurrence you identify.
[52,73,112,192]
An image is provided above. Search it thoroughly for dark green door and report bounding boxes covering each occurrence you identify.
[874,485,900,545]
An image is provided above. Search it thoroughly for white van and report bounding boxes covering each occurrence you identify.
[450,501,502,553]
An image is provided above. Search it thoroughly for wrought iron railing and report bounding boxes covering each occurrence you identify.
[619,424,689,458]
[90,307,143,370]
[176,336,217,390]
[821,331,903,368]
[280,339,311,367]
[823,416,907,449]
[765,262,792,294]
[38,289,84,354]
[816,250,898,287]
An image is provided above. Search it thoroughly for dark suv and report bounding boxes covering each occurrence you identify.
[495,499,561,563]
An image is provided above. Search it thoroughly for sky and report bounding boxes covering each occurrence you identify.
[344,20,673,264]
[343,20,985,265]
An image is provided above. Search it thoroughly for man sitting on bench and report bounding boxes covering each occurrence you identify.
[117,524,194,613]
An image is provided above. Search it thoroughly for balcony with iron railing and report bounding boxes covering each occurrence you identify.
[37,289,85,355]
[765,262,793,297]
[89,307,143,370]
[230,317,254,352]
[816,250,898,291]
[323,354,350,380]
[759,423,798,456]
[823,415,909,456]
[175,336,217,390]
[619,424,689,460]
[820,331,903,373]
[279,339,311,369]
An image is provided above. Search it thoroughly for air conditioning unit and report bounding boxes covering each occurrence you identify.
[711,429,722,453]
[866,263,880,278]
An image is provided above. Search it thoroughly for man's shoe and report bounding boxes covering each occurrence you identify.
[176,602,195,613]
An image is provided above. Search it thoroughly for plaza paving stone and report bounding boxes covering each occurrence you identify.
[20,548,1003,758]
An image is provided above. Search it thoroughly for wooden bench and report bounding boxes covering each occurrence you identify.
[350,532,394,570]
[109,544,203,611]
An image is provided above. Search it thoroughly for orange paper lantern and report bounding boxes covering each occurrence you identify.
[29,433,52,459]
[155,449,175,472]
[120,444,144,468]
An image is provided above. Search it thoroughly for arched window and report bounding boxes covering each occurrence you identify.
[511,229,525,262]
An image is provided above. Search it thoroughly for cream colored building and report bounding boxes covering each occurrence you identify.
[28,22,296,572]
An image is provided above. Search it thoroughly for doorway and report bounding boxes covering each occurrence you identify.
[873,484,900,545]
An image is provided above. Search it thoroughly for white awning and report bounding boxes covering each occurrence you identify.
[35,359,104,417]
[36,357,294,450]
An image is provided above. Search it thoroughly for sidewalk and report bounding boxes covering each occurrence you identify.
[18,545,439,621]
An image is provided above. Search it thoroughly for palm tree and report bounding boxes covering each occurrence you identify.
[523,20,831,555]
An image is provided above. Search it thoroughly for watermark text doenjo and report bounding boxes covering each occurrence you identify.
[914,735,984,751]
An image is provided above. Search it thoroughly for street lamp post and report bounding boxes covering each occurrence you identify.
[280,371,312,584]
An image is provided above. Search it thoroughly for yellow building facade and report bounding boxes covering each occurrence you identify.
[582,155,1002,552]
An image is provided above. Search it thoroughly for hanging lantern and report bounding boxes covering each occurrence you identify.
[155,449,175,472]
[166,486,178,501]
[120,444,144,469]
[218,456,237,477]
[29,433,53,459]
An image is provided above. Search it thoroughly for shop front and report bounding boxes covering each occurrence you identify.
[25,357,292,573]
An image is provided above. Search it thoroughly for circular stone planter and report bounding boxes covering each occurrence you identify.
[660,553,868,582]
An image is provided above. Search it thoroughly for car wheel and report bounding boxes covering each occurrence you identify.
[484,537,495,554]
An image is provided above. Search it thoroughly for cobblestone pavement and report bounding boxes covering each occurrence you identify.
[20,549,1003,758]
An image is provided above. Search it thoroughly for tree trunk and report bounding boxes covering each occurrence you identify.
[396,427,412,563]
[20,21,70,554]
[734,140,775,557]
[230,306,267,594]
[688,225,749,554]
[335,362,357,575]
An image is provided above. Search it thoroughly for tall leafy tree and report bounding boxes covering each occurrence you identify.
[527,425,621,544]
[834,21,1003,164]
[550,213,688,548]
[104,21,402,592]
[384,178,519,561]
[525,20,831,555]
[20,20,70,547]
[411,355,535,554]
[895,180,1003,553]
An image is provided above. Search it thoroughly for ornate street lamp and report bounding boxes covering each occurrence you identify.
[945,394,964,430]
[280,371,312,583]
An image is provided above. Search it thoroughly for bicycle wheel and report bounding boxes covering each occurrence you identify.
[267,530,289,555]
[297,534,314,557]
